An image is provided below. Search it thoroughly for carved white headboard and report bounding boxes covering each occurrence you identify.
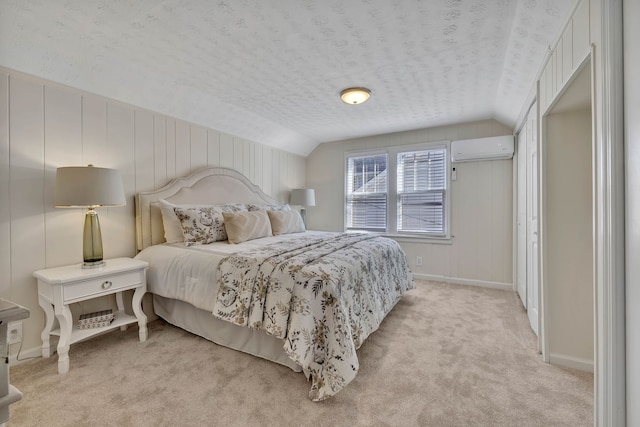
[136,167,277,250]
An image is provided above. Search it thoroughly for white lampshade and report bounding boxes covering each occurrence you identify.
[290,188,316,207]
[54,165,126,208]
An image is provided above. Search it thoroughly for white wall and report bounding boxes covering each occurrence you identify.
[306,119,514,287]
[624,0,640,422]
[0,67,306,359]
[545,108,594,368]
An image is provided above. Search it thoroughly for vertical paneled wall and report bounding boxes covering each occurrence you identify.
[306,119,513,287]
[0,68,306,356]
[538,0,590,115]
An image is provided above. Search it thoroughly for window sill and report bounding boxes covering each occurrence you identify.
[346,230,452,245]
[382,233,452,245]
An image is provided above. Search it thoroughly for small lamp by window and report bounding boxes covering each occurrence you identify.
[54,165,126,269]
[290,188,316,226]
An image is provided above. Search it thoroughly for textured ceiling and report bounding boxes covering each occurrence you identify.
[0,0,573,156]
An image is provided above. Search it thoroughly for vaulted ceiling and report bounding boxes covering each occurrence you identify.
[0,0,574,156]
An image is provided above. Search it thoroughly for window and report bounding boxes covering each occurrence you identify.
[346,142,449,238]
[346,153,388,231]
[397,148,447,235]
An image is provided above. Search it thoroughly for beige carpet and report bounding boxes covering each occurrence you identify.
[8,281,593,427]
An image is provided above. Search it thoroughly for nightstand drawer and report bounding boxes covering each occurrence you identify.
[63,270,143,302]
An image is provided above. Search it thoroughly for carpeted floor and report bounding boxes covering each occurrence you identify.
[8,280,593,427]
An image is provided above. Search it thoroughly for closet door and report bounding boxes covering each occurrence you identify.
[516,124,527,308]
[526,106,539,336]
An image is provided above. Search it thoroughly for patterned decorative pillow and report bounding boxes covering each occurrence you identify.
[267,210,305,235]
[223,203,249,211]
[159,200,247,244]
[246,203,291,212]
[174,205,246,246]
[223,210,273,244]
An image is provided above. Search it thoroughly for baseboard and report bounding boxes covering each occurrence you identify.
[549,353,594,373]
[413,273,513,291]
[8,345,42,366]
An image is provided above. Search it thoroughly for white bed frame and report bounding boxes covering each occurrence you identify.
[135,167,302,372]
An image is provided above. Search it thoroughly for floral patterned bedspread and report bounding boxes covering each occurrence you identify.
[213,232,415,401]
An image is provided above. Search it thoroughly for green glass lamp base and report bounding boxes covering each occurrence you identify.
[82,208,105,269]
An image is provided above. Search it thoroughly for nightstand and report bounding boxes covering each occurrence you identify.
[33,257,148,374]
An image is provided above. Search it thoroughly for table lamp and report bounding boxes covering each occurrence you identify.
[290,188,315,226]
[54,165,126,268]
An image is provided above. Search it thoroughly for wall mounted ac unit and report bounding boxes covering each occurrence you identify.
[451,135,514,163]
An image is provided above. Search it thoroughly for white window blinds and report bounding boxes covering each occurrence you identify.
[346,154,388,231]
[397,148,447,235]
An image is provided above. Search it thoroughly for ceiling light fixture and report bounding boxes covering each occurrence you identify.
[340,87,371,105]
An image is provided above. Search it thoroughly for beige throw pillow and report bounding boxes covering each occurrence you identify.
[223,210,273,244]
[267,210,305,235]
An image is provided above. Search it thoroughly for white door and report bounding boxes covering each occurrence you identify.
[526,106,539,335]
[516,124,528,308]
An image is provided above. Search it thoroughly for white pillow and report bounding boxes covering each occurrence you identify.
[158,199,189,244]
[267,210,305,235]
[222,211,273,244]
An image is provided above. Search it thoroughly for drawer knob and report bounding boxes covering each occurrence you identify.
[101,280,113,290]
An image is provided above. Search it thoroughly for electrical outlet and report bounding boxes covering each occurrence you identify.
[8,322,22,344]
[416,256,423,266]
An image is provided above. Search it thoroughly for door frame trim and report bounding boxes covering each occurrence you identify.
[595,0,626,423]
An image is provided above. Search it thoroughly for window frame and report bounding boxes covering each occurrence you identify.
[344,150,389,233]
[344,140,451,241]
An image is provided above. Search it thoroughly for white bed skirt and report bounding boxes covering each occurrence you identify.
[153,294,302,373]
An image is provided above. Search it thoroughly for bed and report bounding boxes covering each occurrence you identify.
[134,167,415,400]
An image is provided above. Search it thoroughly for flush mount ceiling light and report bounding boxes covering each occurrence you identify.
[340,87,371,105]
